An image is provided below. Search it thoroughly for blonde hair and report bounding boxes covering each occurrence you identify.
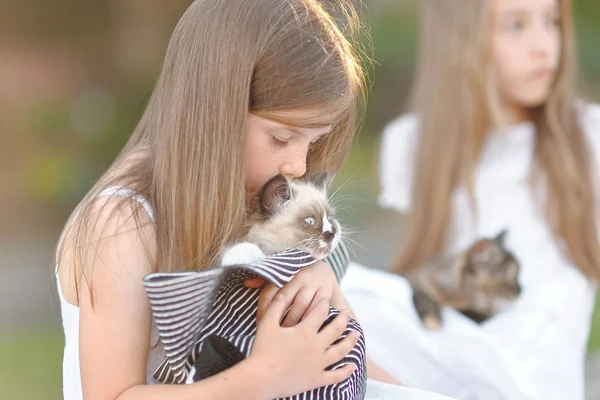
[57,0,368,296]
[395,0,600,281]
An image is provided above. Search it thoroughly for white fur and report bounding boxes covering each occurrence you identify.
[221,242,266,266]
[322,213,333,233]
[330,220,342,253]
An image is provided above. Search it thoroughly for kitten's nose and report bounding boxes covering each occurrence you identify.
[323,229,336,242]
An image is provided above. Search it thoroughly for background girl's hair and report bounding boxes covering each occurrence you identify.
[395,0,600,281]
[57,0,370,303]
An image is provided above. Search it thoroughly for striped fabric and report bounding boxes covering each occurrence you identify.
[143,243,367,399]
[324,241,351,284]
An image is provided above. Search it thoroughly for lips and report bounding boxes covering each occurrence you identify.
[531,67,556,79]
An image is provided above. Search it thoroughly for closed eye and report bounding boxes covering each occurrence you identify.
[304,217,315,225]
[271,136,290,148]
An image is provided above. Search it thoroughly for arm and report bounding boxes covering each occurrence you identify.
[75,198,357,400]
[76,199,274,400]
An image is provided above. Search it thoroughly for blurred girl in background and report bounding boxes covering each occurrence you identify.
[342,0,600,398]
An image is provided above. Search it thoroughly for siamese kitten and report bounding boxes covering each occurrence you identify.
[407,230,521,331]
[221,173,342,266]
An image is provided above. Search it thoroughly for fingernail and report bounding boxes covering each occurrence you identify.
[275,293,284,301]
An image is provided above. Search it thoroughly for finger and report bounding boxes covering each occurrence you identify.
[281,288,317,327]
[243,277,266,289]
[256,283,280,322]
[324,330,360,366]
[259,293,287,327]
[299,297,330,331]
[304,288,330,317]
[320,364,356,387]
[318,309,350,345]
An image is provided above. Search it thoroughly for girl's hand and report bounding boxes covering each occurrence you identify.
[245,261,340,326]
[249,294,359,399]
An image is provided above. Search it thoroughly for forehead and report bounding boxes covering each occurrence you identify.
[493,0,558,15]
[253,109,334,134]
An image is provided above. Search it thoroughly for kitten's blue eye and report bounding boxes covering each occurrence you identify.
[304,217,315,225]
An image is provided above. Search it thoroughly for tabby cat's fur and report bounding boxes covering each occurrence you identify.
[407,230,521,330]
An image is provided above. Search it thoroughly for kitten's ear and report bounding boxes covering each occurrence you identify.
[493,229,508,247]
[259,174,291,218]
[306,171,332,190]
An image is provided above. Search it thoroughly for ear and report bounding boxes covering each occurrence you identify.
[258,174,291,218]
[493,229,508,248]
[467,239,492,265]
[305,171,331,190]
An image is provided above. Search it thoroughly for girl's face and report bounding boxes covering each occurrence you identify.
[244,110,332,204]
[491,0,561,116]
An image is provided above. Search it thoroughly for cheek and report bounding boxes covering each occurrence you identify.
[493,40,523,94]
[244,139,281,191]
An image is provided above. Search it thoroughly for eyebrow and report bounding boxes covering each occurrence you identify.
[285,124,333,136]
[499,9,529,18]
[500,4,559,19]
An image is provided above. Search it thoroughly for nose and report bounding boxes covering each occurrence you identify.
[530,20,555,59]
[323,227,336,242]
[280,150,307,179]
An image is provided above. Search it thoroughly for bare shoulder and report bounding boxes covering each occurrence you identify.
[57,194,156,306]
[69,195,159,397]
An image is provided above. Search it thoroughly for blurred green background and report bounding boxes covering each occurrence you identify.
[1,1,599,399]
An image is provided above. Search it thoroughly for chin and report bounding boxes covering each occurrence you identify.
[514,85,553,108]
[518,96,549,108]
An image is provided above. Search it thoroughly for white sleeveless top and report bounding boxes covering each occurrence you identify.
[56,187,165,400]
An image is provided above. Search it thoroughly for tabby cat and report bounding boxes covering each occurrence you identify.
[407,230,521,331]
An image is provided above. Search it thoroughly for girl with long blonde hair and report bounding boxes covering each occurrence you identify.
[342,0,600,398]
[52,0,397,398]
[55,0,460,398]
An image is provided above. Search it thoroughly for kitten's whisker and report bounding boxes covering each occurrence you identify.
[330,177,370,197]
[342,236,374,258]
[329,171,359,201]
[331,194,367,203]
[343,229,370,235]
[333,206,360,218]
[339,237,360,261]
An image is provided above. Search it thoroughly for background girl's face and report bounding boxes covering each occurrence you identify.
[244,110,332,204]
[491,0,561,113]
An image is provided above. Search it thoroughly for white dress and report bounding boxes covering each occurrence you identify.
[342,104,600,400]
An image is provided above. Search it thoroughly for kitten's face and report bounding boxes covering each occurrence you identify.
[461,230,521,315]
[246,173,342,259]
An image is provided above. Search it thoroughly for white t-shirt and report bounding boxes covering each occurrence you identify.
[342,103,600,400]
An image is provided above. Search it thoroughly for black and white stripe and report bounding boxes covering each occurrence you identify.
[143,244,367,399]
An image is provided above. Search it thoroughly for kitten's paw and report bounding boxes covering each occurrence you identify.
[423,315,441,331]
[221,242,266,266]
